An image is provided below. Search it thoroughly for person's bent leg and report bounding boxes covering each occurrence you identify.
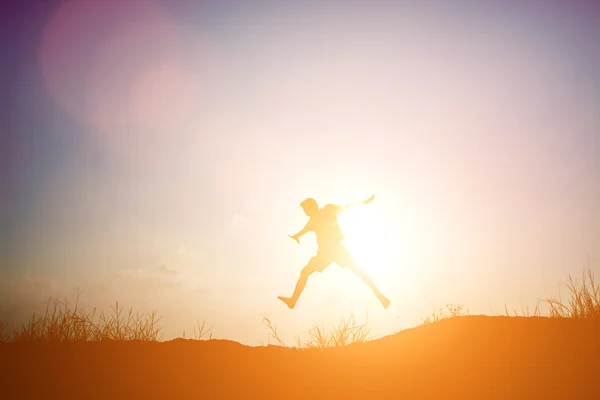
[279,255,327,309]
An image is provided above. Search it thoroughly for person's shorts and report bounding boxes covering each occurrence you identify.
[306,244,356,273]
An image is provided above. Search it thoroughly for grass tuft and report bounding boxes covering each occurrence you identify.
[7,290,163,343]
[544,268,600,319]
[296,314,371,349]
[262,314,371,349]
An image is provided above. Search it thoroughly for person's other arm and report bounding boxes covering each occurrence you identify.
[289,221,312,244]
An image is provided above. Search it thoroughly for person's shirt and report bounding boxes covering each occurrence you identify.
[308,204,345,247]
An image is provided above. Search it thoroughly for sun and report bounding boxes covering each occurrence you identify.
[338,205,399,278]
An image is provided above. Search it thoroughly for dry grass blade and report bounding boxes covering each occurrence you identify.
[261,317,286,347]
[503,302,541,317]
[193,319,214,340]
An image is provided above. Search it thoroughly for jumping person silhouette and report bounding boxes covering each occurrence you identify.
[278,195,391,309]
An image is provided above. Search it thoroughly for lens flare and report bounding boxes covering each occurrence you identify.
[39,0,214,163]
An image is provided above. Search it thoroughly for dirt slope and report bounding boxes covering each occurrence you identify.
[1,316,599,399]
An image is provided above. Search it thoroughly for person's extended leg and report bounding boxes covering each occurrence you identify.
[279,254,329,309]
[337,247,390,308]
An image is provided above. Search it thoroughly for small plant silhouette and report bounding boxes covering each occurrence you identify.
[421,303,470,325]
[182,319,214,340]
[261,317,287,346]
[503,303,541,317]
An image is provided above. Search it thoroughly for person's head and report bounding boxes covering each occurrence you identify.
[300,198,319,217]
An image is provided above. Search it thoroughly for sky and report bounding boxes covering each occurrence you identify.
[1,0,599,345]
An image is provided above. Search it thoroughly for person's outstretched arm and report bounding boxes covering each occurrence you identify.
[339,194,375,211]
[324,195,375,216]
[289,221,311,244]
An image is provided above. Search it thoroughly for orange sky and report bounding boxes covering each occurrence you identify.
[1,0,599,344]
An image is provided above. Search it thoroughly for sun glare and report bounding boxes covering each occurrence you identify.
[339,206,399,278]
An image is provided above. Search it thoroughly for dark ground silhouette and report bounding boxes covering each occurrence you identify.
[2,316,599,399]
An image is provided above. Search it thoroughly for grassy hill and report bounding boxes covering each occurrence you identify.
[2,315,599,399]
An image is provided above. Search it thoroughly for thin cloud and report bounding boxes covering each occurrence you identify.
[231,213,252,228]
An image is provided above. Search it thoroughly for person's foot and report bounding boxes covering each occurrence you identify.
[278,296,296,309]
[378,294,391,309]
